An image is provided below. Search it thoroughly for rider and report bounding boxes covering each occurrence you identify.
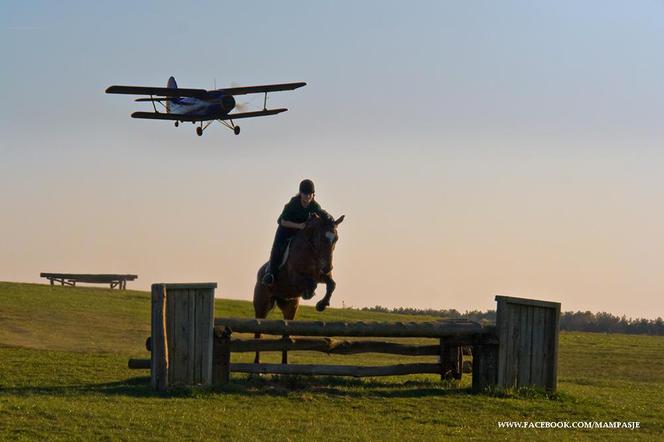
[261,179,322,285]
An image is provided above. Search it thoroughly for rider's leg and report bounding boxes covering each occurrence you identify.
[262,227,293,285]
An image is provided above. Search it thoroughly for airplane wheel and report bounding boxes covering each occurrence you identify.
[234,126,240,135]
[196,127,203,136]
[175,121,179,127]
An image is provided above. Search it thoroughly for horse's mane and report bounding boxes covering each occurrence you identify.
[316,210,336,227]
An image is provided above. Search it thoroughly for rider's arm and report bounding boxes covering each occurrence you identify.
[280,219,305,229]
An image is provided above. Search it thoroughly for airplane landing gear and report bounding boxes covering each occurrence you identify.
[196,127,203,136]
[220,118,240,135]
[175,121,179,127]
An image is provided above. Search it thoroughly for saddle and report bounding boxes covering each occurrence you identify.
[263,240,316,300]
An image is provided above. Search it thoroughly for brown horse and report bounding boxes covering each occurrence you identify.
[253,210,344,363]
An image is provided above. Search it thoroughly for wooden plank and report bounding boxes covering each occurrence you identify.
[230,363,442,377]
[495,298,508,388]
[502,302,518,389]
[171,288,191,386]
[193,287,214,385]
[158,282,217,290]
[495,295,561,310]
[203,288,215,384]
[229,337,442,355]
[186,289,196,385]
[193,289,202,384]
[530,306,545,387]
[166,286,178,386]
[546,305,561,392]
[150,284,169,390]
[214,317,484,338]
[516,304,533,387]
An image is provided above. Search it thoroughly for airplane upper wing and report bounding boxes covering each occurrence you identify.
[106,85,208,98]
[215,82,306,96]
[107,82,305,98]
[131,108,288,122]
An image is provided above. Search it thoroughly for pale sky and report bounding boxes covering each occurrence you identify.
[1,1,663,318]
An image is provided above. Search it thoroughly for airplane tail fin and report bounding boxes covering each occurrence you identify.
[166,76,177,112]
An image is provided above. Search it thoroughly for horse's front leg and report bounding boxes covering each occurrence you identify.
[292,272,317,300]
[316,273,336,312]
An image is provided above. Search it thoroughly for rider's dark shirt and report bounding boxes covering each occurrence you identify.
[277,196,321,225]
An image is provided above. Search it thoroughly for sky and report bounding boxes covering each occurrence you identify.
[1,1,663,318]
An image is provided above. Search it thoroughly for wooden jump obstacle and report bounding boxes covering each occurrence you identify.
[41,272,138,290]
[129,283,560,393]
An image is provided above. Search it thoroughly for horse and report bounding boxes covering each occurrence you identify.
[253,210,344,363]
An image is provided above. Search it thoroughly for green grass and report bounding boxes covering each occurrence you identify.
[0,281,662,440]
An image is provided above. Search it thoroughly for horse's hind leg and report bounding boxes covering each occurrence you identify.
[253,282,275,364]
[276,298,300,364]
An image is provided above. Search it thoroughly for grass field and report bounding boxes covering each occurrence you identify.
[1,281,662,440]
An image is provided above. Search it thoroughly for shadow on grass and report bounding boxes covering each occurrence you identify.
[0,375,473,399]
[0,375,562,401]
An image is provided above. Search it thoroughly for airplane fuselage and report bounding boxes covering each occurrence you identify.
[168,95,235,117]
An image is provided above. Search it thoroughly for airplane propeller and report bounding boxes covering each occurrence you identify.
[231,81,253,112]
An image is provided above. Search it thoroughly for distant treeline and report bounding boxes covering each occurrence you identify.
[359,306,664,336]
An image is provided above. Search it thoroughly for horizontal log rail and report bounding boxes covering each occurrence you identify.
[229,362,442,377]
[128,358,150,369]
[129,359,443,377]
[214,317,488,338]
[229,337,441,355]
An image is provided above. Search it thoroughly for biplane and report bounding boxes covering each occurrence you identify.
[105,76,306,136]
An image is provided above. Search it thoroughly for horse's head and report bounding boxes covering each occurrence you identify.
[304,210,345,275]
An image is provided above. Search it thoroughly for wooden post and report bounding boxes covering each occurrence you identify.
[282,335,289,364]
[471,342,498,392]
[212,327,231,384]
[495,296,560,392]
[150,282,217,390]
[440,340,462,380]
[151,284,169,391]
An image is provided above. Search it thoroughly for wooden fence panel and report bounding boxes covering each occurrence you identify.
[495,296,560,392]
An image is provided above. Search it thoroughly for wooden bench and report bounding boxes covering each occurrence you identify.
[40,273,138,290]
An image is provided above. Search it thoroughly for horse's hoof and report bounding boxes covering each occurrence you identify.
[316,300,329,312]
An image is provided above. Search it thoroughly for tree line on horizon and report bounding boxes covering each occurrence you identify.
[359,305,664,336]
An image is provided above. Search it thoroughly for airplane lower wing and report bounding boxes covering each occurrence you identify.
[131,108,288,122]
